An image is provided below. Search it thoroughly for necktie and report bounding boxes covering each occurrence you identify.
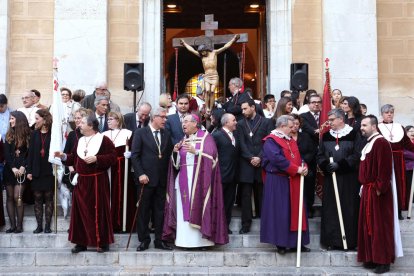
[313,112,319,126]
[180,114,185,123]
[229,132,235,146]
[137,121,141,128]
[99,116,104,132]
[154,130,160,146]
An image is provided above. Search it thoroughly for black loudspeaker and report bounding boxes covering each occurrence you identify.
[290,63,308,91]
[124,63,144,91]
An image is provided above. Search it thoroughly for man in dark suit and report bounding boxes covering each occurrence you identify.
[212,113,240,234]
[124,102,152,132]
[82,81,108,111]
[300,94,322,144]
[131,107,173,251]
[166,93,190,145]
[222,77,250,121]
[237,99,273,234]
[299,94,322,217]
[94,96,109,133]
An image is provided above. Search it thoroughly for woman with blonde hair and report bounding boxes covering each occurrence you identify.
[103,111,134,232]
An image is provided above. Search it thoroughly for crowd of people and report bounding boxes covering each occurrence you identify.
[0,77,414,274]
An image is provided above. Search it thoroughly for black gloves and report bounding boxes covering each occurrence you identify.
[327,162,339,173]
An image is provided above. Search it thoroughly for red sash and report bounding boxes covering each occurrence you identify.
[264,134,307,231]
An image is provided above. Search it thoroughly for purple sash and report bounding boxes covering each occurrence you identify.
[178,130,204,221]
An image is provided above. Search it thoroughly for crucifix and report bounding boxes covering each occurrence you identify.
[172,14,248,112]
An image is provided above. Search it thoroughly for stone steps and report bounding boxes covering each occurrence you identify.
[0,247,414,268]
[2,232,414,251]
[0,265,413,276]
[2,212,414,233]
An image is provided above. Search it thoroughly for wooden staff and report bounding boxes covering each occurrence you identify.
[407,172,414,219]
[126,184,145,251]
[54,164,58,233]
[329,156,347,250]
[296,160,305,268]
[122,139,129,232]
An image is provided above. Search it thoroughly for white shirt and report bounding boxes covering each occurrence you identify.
[17,105,39,127]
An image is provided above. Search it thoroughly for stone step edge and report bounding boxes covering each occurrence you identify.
[0,265,413,276]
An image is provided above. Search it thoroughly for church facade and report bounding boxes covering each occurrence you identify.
[0,0,413,124]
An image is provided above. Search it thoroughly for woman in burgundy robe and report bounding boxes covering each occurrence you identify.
[57,113,116,253]
[103,111,135,233]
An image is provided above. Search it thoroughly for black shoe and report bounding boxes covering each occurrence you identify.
[277,246,286,255]
[97,244,109,253]
[363,262,377,269]
[154,240,172,250]
[44,226,52,234]
[301,246,311,252]
[33,226,43,234]
[228,229,233,234]
[71,244,87,253]
[374,264,390,274]
[14,228,23,233]
[5,227,16,234]
[398,211,404,220]
[136,240,150,251]
[239,227,250,234]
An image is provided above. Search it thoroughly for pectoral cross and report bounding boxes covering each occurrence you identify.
[182,190,188,203]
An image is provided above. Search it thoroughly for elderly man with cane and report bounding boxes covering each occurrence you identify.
[260,115,310,255]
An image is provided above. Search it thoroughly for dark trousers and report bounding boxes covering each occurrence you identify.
[304,167,317,213]
[136,184,165,242]
[222,181,237,228]
[240,181,263,229]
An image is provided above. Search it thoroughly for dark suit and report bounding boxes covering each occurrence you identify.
[124,112,149,133]
[165,113,185,145]
[237,115,273,229]
[297,131,318,215]
[299,111,320,214]
[131,126,173,244]
[81,91,96,111]
[300,111,319,144]
[96,114,108,133]
[212,128,240,228]
[222,92,251,121]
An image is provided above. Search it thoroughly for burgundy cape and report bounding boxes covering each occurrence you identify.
[110,145,136,232]
[358,135,395,264]
[380,124,414,210]
[162,130,229,245]
[66,135,117,247]
[263,134,307,231]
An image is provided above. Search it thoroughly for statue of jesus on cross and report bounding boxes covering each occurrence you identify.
[180,34,239,112]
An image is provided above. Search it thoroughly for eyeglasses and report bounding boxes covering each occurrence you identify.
[310,101,322,104]
[61,93,70,96]
[21,96,33,100]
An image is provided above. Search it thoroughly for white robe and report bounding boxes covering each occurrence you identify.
[174,151,214,248]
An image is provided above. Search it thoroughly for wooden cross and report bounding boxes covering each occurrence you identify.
[172,14,248,47]
[201,14,218,38]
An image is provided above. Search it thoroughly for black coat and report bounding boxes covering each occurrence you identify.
[300,111,319,145]
[212,128,240,184]
[124,112,149,133]
[3,139,29,183]
[131,126,173,188]
[165,113,185,145]
[26,130,53,178]
[222,92,251,121]
[237,115,273,182]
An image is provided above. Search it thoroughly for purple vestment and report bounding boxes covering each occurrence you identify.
[260,138,310,248]
[162,130,229,245]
